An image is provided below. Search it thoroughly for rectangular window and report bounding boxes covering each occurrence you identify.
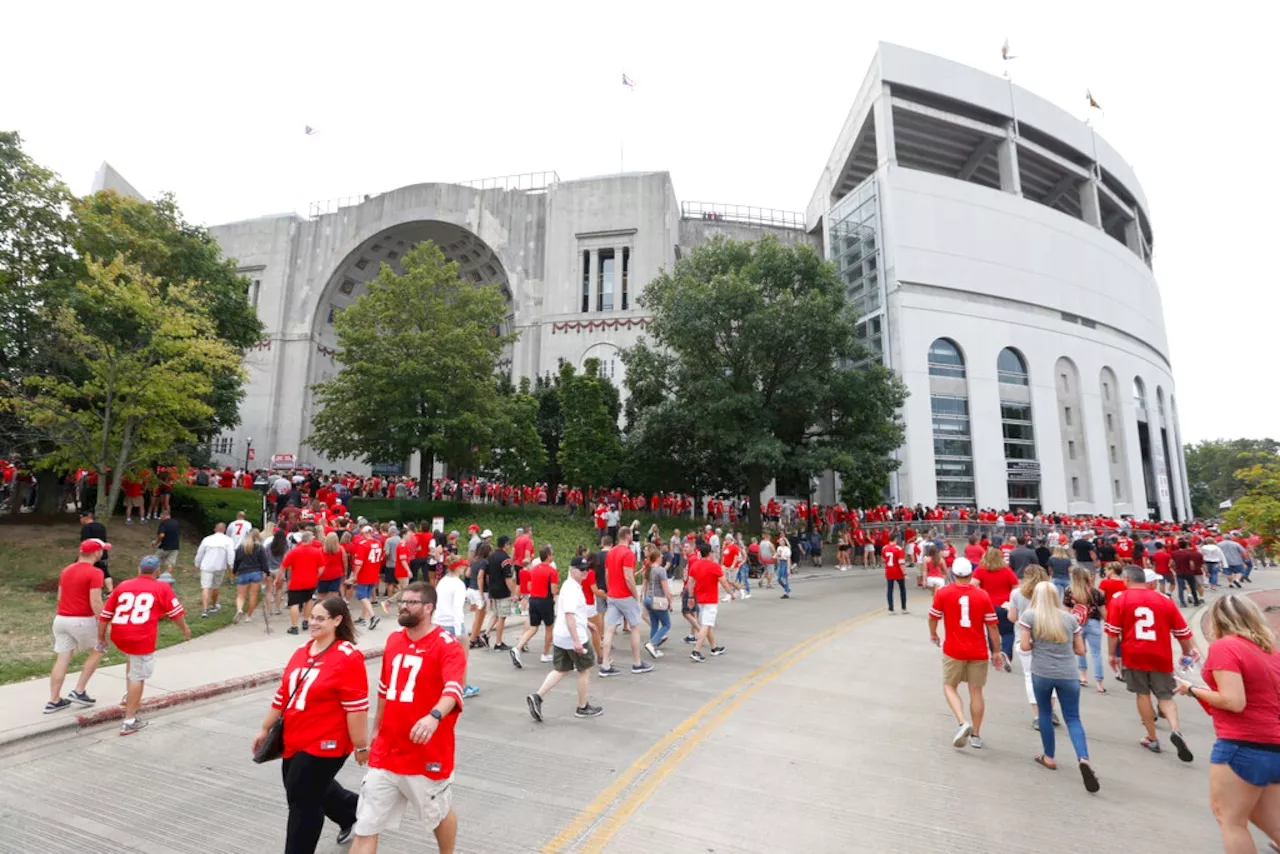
[1002,422,1035,441]
[621,247,630,310]
[213,436,233,455]
[1110,445,1117,464]
[1114,479,1122,499]
[1003,441,1037,460]
[582,251,590,312]
[597,249,615,312]
[251,279,261,307]
[1068,440,1076,460]
[1000,402,1032,422]
[1103,381,1111,401]
[1060,372,1069,392]
[933,438,973,458]
[1106,413,1114,431]
[1072,476,1081,497]
[1064,406,1073,426]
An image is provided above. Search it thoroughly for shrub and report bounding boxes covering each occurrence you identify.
[171,486,266,536]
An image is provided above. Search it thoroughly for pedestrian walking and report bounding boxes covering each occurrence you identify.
[1019,581,1099,792]
[600,527,653,677]
[45,538,110,713]
[776,534,792,599]
[194,522,235,617]
[232,528,269,623]
[79,510,114,593]
[688,542,740,662]
[527,557,603,721]
[883,533,907,614]
[928,557,1004,749]
[432,558,479,698]
[643,545,672,659]
[511,545,558,668]
[1063,566,1107,694]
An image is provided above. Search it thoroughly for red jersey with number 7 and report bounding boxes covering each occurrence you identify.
[1104,588,1189,673]
[99,576,184,655]
[370,627,466,779]
[272,640,370,759]
[882,544,906,580]
[928,583,996,661]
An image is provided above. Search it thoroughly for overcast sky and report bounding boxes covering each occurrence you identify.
[6,1,1272,444]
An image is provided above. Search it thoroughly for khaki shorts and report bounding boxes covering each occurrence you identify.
[124,494,143,510]
[942,655,989,688]
[1123,667,1175,700]
[156,549,178,567]
[127,653,156,682]
[354,768,452,836]
[553,644,596,673]
[200,569,226,589]
[490,597,514,619]
[52,616,98,654]
[605,596,642,628]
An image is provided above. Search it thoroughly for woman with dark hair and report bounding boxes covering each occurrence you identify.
[253,596,367,853]
[263,525,291,616]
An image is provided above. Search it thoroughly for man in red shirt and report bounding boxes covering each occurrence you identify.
[600,528,653,677]
[120,473,146,523]
[928,558,1004,749]
[347,527,385,632]
[510,545,559,669]
[882,534,908,614]
[688,542,740,662]
[46,539,110,713]
[1106,565,1196,760]
[352,582,465,853]
[283,532,329,635]
[512,526,534,568]
[98,554,191,735]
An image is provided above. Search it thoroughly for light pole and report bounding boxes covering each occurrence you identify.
[245,437,254,474]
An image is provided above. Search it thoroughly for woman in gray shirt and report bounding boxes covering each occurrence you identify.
[1019,581,1099,793]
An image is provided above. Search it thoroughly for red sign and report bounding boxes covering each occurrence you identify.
[247,448,255,461]
[270,454,295,470]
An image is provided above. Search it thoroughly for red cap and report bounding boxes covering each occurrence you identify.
[449,558,469,572]
[468,524,480,532]
[80,538,112,553]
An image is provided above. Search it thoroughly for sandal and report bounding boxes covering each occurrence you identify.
[1079,761,1100,793]
[1034,755,1057,770]
[1096,686,1108,694]
[1079,680,1089,686]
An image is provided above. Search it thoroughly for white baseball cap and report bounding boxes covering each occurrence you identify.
[1143,569,1160,583]
[951,557,974,577]
[481,529,493,539]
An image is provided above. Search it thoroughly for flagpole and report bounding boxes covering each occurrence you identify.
[1005,72,1020,138]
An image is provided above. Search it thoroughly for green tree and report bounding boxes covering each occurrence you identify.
[5,256,242,517]
[532,373,564,487]
[559,359,623,488]
[1185,438,1279,518]
[307,241,515,479]
[72,190,264,440]
[623,235,907,534]
[1224,462,1280,553]
[487,377,548,485]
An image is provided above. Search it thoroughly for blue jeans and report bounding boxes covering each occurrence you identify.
[886,577,906,611]
[1077,619,1103,681]
[1052,578,1069,598]
[736,565,750,593]
[777,560,791,594]
[995,606,1015,659]
[1206,562,1220,587]
[1032,675,1089,761]
[644,601,670,645]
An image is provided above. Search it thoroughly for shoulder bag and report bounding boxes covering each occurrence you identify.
[253,644,332,763]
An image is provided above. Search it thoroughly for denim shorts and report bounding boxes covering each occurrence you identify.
[1211,740,1280,787]
[356,583,376,600]
[235,571,263,586]
[316,578,342,594]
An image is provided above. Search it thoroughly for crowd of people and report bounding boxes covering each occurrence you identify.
[39,472,1280,853]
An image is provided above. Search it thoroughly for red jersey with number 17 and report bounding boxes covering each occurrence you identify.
[929,583,996,661]
[1104,588,1190,673]
[370,627,466,779]
[99,576,184,655]
[272,640,370,759]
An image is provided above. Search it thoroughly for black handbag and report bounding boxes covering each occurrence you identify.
[253,645,330,764]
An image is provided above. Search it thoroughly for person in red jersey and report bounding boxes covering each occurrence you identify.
[1097,562,1127,603]
[1174,595,1280,852]
[97,554,191,735]
[510,544,559,669]
[349,527,385,631]
[254,596,369,854]
[120,473,146,523]
[882,533,908,614]
[688,541,741,662]
[283,531,326,635]
[973,547,1020,668]
[963,534,985,566]
[352,582,465,854]
[928,557,1004,750]
[1105,564,1197,761]
[1151,539,1175,597]
[45,539,110,713]
[600,527,653,677]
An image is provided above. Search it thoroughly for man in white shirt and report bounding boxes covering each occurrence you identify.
[194,522,236,617]
[710,528,723,563]
[525,560,601,721]
[226,511,252,551]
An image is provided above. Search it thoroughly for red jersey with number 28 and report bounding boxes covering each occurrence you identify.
[370,627,466,779]
[99,577,185,655]
[882,545,905,580]
[929,583,996,661]
[1104,588,1190,673]
[272,640,370,759]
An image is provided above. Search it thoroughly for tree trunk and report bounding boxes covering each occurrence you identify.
[418,447,435,486]
[35,470,61,515]
[747,471,764,538]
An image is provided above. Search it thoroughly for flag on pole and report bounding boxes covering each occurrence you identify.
[621,73,636,90]
[1086,90,1102,111]
[1001,38,1016,61]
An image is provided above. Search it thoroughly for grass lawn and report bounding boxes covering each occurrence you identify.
[0,517,235,686]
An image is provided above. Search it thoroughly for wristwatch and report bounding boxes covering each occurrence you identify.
[429,709,443,721]
[354,746,369,754]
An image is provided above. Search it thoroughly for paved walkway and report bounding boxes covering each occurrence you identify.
[0,568,1273,852]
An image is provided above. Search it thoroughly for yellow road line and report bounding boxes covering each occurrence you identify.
[543,607,884,853]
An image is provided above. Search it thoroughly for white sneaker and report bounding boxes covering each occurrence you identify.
[952,721,974,748]
[721,594,732,603]
[743,592,752,599]
[539,654,553,663]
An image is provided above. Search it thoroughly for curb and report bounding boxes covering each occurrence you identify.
[1,648,384,750]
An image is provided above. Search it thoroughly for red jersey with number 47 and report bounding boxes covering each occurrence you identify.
[882,545,906,580]
[370,628,466,779]
[1104,588,1190,673]
[354,539,385,585]
[929,583,996,661]
[99,577,185,655]
[272,640,370,759]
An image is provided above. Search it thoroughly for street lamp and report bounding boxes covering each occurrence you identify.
[245,437,254,473]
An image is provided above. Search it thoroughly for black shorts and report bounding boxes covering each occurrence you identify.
[409,558,430,581]
[381,565,397,584]
[316,579,342,594]
[681,590,698,615]
[528,597,555,628]
[287,588,314,608]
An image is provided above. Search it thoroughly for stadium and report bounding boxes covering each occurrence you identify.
[165,41,1187,520]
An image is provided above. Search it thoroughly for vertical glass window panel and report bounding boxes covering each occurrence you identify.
[621,247,630,310]
[1114,479,1122,499]
[598,249,615,312]
[582,251,590,312]
[1064,406,1073,426]
[1106,413,1114,432]
[997,348,1029,385]
[1072,476,1081,497]
[927,339,965,378]
[1068,440,1076,460]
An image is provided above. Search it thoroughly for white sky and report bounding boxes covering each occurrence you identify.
[5,1,1273,444]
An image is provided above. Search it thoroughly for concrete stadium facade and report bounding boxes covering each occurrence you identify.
[198,42,1189,520]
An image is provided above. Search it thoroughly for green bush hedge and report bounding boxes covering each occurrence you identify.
[171,486,266,536]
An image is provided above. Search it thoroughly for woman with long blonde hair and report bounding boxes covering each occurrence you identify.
[1063,566,1108,693]
[1175,595,1280,852]
[1019,581,1097,792]
[1006,565,1055,725]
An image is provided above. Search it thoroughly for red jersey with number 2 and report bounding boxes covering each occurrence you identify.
[370,627,466,779]
[1104,588,1190,673]
[929,583,996,661]
[99,577,184,655]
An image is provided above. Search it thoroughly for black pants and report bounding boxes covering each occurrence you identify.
[1176,574,1202,607]
[886,577,906,611]
[281,752,358,854]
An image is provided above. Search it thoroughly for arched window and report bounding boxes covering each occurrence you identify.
[927,338,966,378]
[997,348,1029,385]
[1133,376,1147,411]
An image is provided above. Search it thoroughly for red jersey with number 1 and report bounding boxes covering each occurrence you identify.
[1104,588,1190,673]
[370,627,466,779]
[99,576,184,655]
[272,640,370,759]
[928,583,996,661]
[882,545,906,580]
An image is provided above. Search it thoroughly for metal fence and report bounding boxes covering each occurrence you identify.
[680,201,808,231]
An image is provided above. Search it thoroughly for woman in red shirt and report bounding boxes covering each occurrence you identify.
[1175,595,1280,852]
[252,596,368,853]
[318,532,347,596]
[973,548,1019,668]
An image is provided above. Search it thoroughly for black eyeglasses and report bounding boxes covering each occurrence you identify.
[400,599,427,607]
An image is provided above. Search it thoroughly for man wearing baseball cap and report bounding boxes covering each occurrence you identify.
[44,539,113,714]
[928,557,1005,750]
[78,510,114,593]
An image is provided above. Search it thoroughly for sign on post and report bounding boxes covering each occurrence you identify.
[270,454,296,470]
